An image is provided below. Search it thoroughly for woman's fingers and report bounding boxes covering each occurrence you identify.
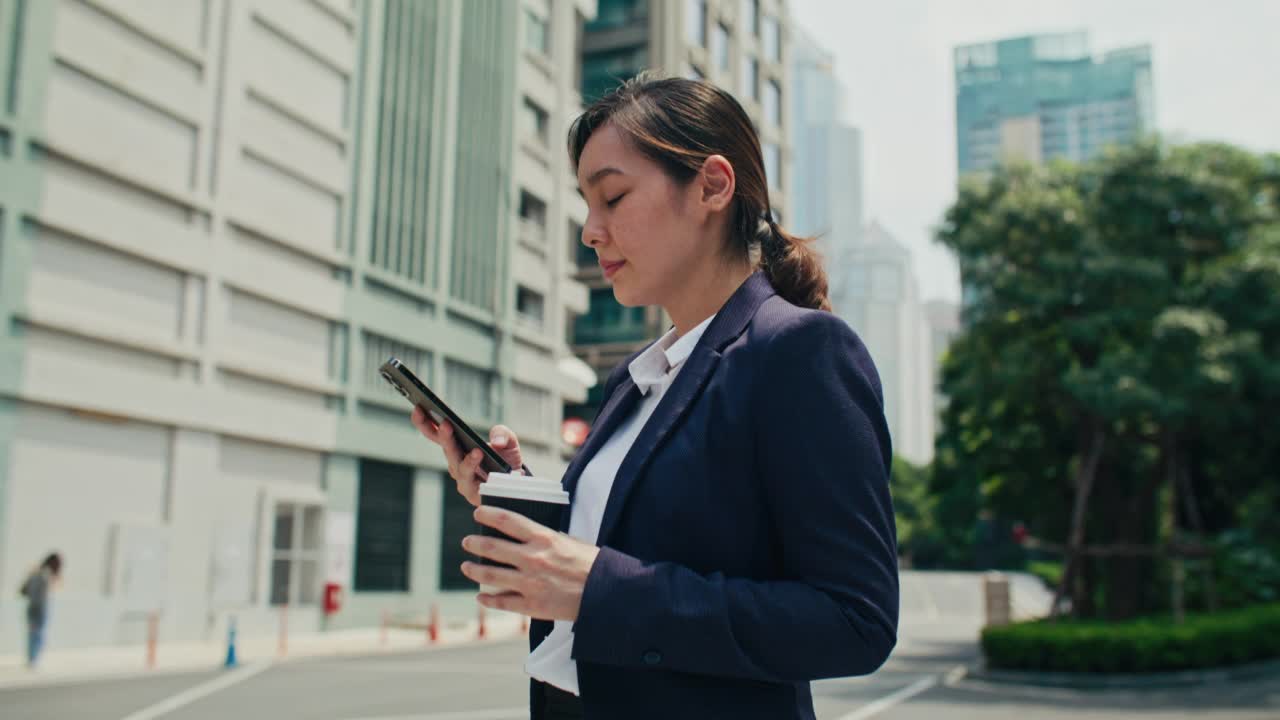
[410,406,439,438]
[429,417,468,469]
[488,424,524,470]
[456,447,487,506]
[460,561,527,593]
[462,533,526,567]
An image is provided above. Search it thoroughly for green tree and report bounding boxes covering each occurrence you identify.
[934,141,1280,620]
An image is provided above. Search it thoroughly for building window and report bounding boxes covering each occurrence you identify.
[511,381,554,437]
[713,22,730,73]
[572,221,594,267]
[519,190,548,246]
[741,0,759,36]
[525,9,550,56]
[686,0,706,47]
[764,79,781,127]
[575,287,649,344]
[742,56,758,100]
[270,503,324,605]
[587,0,649,32]
[847,266,869,296]
[764,143,781,190]
[516,286,546,329]
[762,15,780,63]
[445,360,494,420]
[354,460,414,592]
[439,477,473,591]
[521,97,549,146]
[583,46,648,101]
[363,332,432,399]
[872,266,902,301]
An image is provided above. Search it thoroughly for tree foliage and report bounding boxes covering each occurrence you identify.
[933,141,1280,619]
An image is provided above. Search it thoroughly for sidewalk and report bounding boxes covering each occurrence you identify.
[0,612,530,690]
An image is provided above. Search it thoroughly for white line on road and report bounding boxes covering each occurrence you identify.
[344,710,528,720]
[333,662,516,674]
[943,664,969,687]
[832,664,964,720]
[117,662,273,720]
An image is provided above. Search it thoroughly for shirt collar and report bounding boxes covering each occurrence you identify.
[627,314,716,395]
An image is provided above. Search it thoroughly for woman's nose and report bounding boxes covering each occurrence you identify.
[581,220,605,247]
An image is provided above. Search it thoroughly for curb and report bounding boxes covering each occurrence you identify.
[0,631,529,691]
[970,657,1280,689]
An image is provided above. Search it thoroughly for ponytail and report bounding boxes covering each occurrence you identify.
[755,216,831,312]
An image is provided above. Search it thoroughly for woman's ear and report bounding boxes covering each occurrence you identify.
[699,155,735,212]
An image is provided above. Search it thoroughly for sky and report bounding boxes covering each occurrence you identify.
[789,0,1280,304]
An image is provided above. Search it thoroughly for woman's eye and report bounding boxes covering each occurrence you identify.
[606,193,626,208]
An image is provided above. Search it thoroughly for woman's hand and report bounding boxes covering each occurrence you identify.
[411,407,525,507]
[461,506,601,622]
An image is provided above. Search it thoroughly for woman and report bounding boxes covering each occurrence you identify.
[20,552,62,669]
[413,75,897,719]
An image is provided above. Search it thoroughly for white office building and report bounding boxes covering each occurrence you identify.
[0,0,595,654]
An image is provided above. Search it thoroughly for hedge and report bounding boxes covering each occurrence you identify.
[981,603,1280,673]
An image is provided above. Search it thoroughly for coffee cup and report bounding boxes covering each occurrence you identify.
[476,473,569,569]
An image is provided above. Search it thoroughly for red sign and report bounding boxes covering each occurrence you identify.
[561,418,590,448]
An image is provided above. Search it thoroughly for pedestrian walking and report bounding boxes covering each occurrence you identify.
[19,552,62,669]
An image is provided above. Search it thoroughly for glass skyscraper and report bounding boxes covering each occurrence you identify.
[954,32,1154,174]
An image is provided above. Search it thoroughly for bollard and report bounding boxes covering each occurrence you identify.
[380,610,388,647]
[427,603,440,645]
[223,614,239,669]
[477,604,487,640]
[520,615,529,635]
[278,604,289,658]
[146,612,159,669]
[983,572,1011,628]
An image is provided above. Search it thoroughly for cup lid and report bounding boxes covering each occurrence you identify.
[480,473,569,504]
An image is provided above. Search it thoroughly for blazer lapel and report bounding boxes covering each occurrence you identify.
[594,271,779,545]
[558,378,642,530]
[594,345,720,544]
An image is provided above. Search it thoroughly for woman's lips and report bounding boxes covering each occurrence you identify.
[600,259,626,278]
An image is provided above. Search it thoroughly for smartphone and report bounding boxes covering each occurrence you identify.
[379,357,513,474]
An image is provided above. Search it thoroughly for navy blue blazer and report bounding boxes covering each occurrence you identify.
[530,271,899,719]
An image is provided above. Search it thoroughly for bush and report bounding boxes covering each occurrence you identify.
[981,604,1280,673]
[1026,560,1063,591]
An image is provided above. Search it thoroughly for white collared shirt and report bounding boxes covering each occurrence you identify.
[525,314,717,695]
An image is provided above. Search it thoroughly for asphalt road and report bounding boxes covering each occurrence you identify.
[4,619,1278,720]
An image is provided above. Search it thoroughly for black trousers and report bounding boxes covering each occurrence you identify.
[542,683,584,719]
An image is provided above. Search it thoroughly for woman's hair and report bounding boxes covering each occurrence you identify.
[41,552,62,576]
[568,74,830,312]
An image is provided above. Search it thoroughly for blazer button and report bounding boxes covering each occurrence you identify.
[642,650,662,666]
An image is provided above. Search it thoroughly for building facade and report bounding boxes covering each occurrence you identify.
[954,31,1154,175]
[828,223,935,465]
[787,26,862,259]
[922,300,960,437]
[0,0,593,654]
[567,0,791,424]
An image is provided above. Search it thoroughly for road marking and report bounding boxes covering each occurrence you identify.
[117,662,272,720]
[943,664,969,687]
[344,710,528,720]
[832,664,964,720]
[333,662,516,674]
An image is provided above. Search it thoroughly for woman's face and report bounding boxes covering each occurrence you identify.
[576,123,730,307]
